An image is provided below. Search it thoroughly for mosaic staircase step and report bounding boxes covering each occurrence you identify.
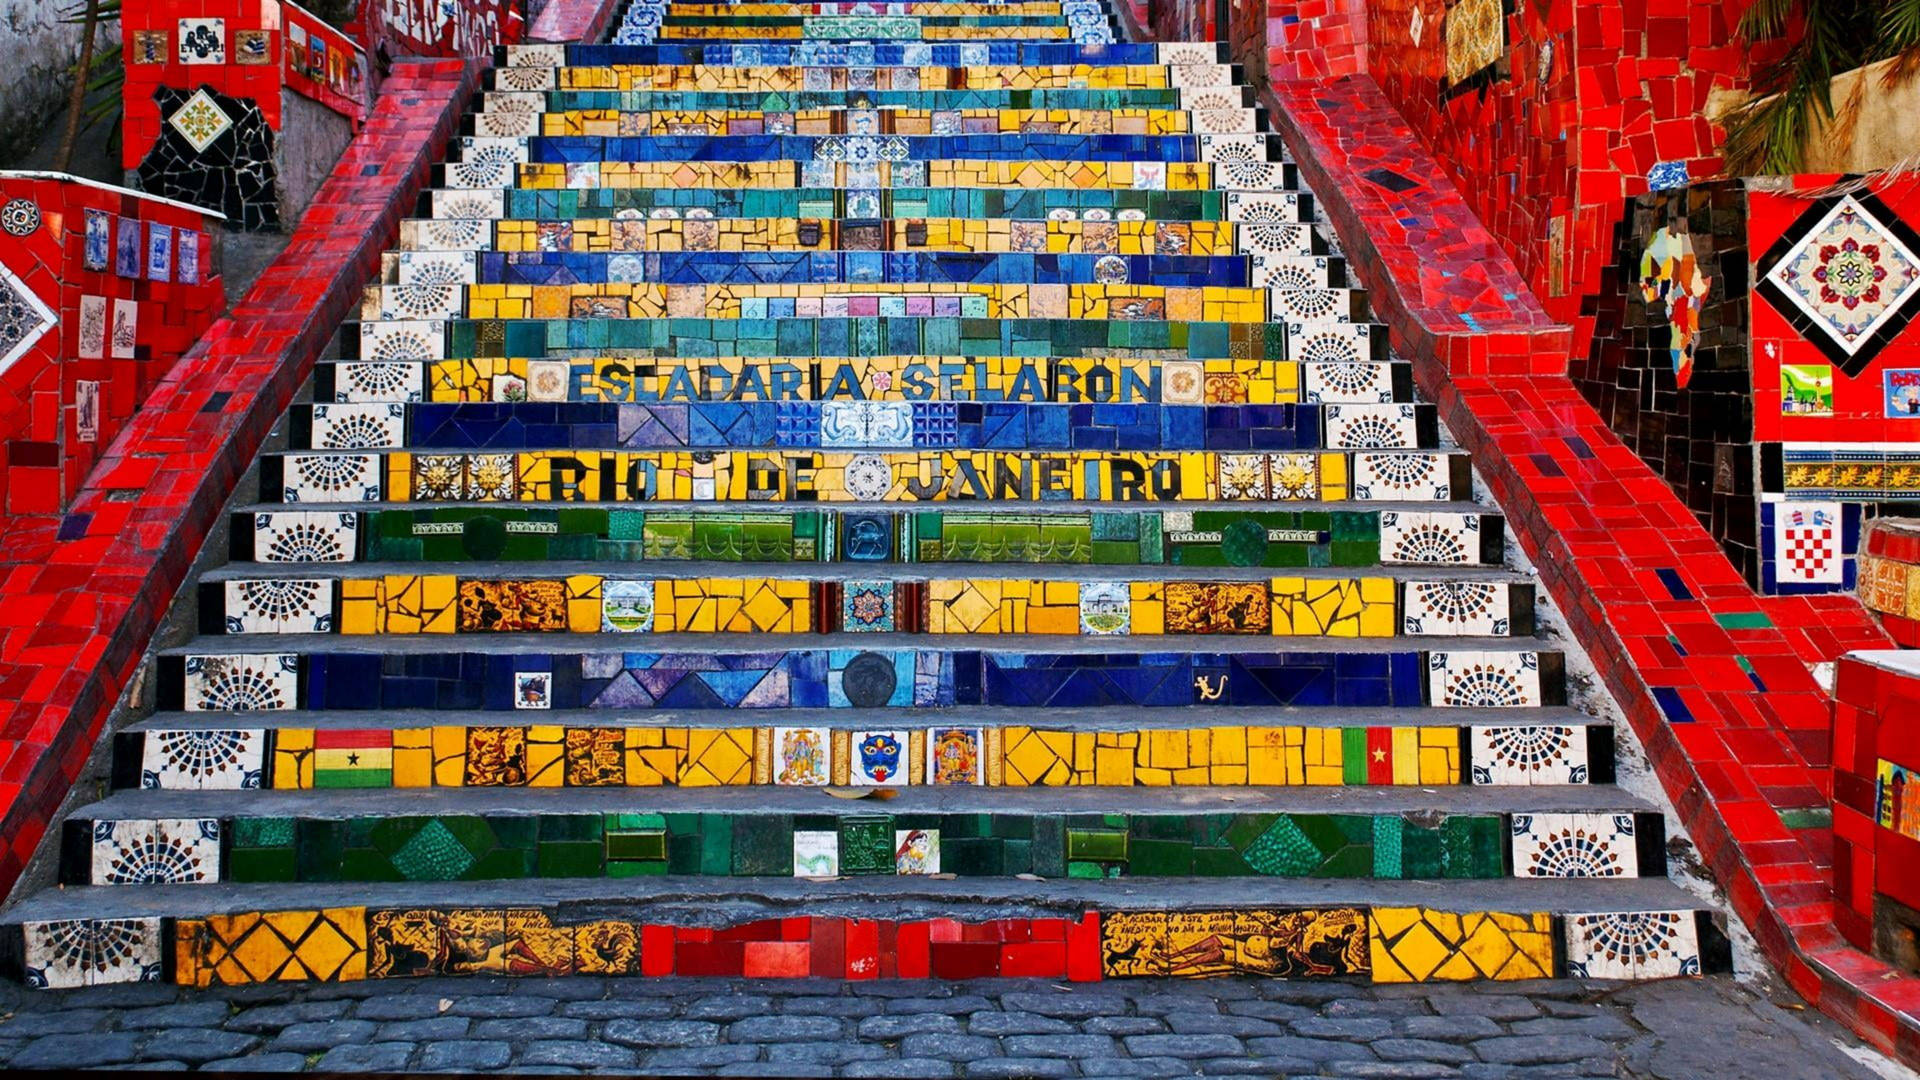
[347,318,1379,365]
[288,401,1434,453]
[257,450,1472,506]
[227,504,1498,569]
[0,875,1727,988]
[58,785,1667,885]
[473,107,1261,138]
[424,186,1310,224]
[319,355,1399,406]
[356,283,1367,328]
[489,87,1253,111]
[116,710,1616,790]
[451,132,1280,166]
[486,62,1239,97]
[380,251,1331,289]
[153,644,1566,711]
[502,41,1193,67]
[397,214,1291,254]
[450,160,1254,193]
[198,566,1530,639]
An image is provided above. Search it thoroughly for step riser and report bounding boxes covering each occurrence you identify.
[260,450,1470,508]
[154,649,1568,712]
[468,109,1263,138]
[425,188,1308,223]
[289,402,1436,453]
[61,810,1668,886]
[345,318,1383,364]
[115,723,1615,790]
[0,906,1732,989]
[360,285,1366,327]
[230,506,1496,570]
[200,574,1530,640]
[321,355,1395,407]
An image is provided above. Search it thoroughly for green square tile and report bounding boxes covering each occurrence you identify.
[538,840,606,878]
[838,816,895,875]
[227,848,298,883]
[1127,838,1193,876]
[732,815,793,876]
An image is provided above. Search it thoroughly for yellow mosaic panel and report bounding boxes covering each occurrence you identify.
[1367,907,1555,983]
[1101,909,1370,979]
[533,108,1202,137]
[515,160,1212,191]
[1000,725,1458,786]
[380,449,1349,504]
[652,577,813,633]
[271,728,315,789]
[424,356,1303,405]
[488,218,1235,256]
[555,64,1179,93]
[326,575,1396,637]
[394,283,1270,323]
[174,908,369,987]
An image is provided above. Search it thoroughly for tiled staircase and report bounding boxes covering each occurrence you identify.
[1,0,1734,990]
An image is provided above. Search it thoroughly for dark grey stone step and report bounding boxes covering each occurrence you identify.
[0,874,1711,928]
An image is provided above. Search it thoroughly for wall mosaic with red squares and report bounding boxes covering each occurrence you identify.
[0,57,482,906]
[1831,651,1920,955]
[351,0,528,60]
[0,175,225,517]
[123,0,369,229]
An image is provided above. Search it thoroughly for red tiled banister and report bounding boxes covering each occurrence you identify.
[1245,62,1920,1063]
[0,57,482,901]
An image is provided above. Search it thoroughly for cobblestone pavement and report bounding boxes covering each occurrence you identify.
[0,974,1903,1077]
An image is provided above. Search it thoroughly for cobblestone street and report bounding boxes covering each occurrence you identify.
[0,974,1900,1077]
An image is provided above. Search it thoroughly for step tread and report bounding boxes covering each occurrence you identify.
[126,704,1602,731]
[71,782,1655,820]
[0,876,1712,925]
[199,560,1534,584]
[160,631,1552,654]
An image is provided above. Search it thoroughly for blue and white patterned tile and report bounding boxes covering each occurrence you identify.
[141,729,265,790]
[1428,650,1541,708]
[1468,725,1589,786]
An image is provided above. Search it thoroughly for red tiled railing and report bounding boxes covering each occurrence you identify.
[0,58,481,899]
[1241,57,1920,1067]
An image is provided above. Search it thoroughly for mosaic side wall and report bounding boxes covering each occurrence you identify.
[0,174,226,515]
[122,0,370,230]
[1752,175,1920,598]
[351,0,529,61]
[1570,181,1757,579]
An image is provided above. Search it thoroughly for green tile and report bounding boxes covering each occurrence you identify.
[1066,829,1127,862]
[941,837,1004,876]
[606,829,668,862]
[538,840,606,878]
[732,815,793,875]
[1190,846,1252,876]
[1127,838,1193,875]
[839,816,895,875]
[227,848,297,883]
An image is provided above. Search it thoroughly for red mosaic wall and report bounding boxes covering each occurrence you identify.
[0,176,224,516]
[1259,0,1365,82]
[351,0,528,61]
[1832,652,1920,952]
[1361,0,1770,360]
[0,57,481,903]
[1750,175,1920,445]
[121,0,369,173]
